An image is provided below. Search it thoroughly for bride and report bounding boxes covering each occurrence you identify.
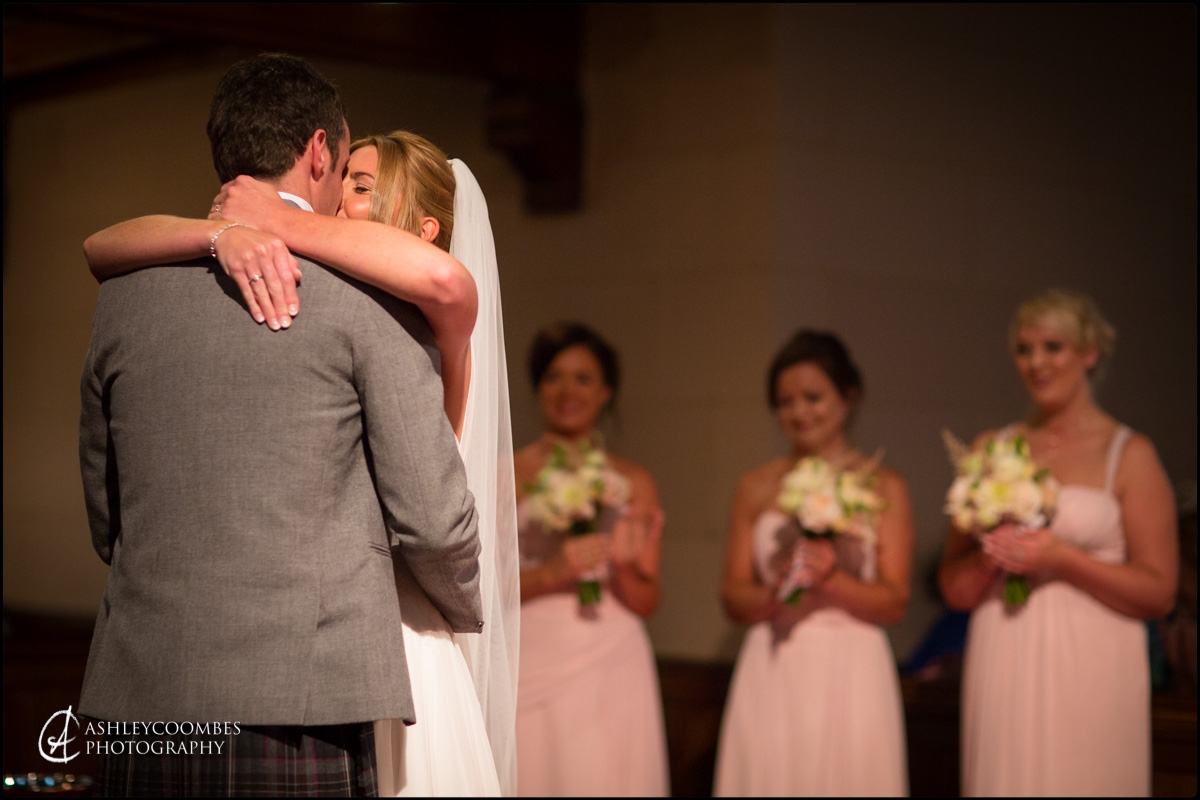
[84,130,519,796]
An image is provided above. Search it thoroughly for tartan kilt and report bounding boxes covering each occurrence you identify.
[95,722,378,797]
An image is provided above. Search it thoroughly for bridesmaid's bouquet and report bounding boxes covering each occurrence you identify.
[775,455,885,605]
[524,440,632,605]
[942,430,1060,607]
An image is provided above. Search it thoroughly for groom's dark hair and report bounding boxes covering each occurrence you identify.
[207,53,346,184]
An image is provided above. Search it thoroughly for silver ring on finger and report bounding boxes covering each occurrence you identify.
[250,273,263,283]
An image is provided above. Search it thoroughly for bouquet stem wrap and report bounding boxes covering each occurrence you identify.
[783,531,827,606]
[569,515,604,606]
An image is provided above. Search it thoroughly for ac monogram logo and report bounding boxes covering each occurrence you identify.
[38,706,80,764]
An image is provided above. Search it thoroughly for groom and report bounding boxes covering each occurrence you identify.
[77,54,482,796]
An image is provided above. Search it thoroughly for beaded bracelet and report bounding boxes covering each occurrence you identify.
[209,222,251,258]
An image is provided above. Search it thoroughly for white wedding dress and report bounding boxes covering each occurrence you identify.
[375,160,520,797]
[376,559,501,796]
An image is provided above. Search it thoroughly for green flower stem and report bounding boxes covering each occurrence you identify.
[785,587,804,606]
[1004,574,1031,607]
[571,511,602,606]
[578,580,602,606]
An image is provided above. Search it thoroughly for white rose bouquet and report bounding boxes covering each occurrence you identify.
[524,440,632,605]
[942,429,1060,607]
[775,455,885,605]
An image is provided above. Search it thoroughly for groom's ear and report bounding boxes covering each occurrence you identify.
[306,129,330,178]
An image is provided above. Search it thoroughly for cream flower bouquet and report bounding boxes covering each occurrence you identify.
[524,440,632,605]
[775,455,885,605]
[942,430,1060,607]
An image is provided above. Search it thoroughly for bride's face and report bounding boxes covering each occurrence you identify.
[339,146,378,221]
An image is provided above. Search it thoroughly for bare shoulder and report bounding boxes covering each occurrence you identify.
[607,453,660,504]
[513,442,548,493]
[1117,429,1168,476]
[608,453,655,486]
[872,462,910,496]
[736,457,793,511]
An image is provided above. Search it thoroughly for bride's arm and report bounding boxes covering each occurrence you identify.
[217,176,477,352]
[84,182,477,433]
[85,185,477,348]
[217,177,477,433]
[260,206,477,435]
[84,216,302,331]
[85,216,223,275]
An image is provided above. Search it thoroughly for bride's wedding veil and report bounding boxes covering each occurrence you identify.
[449,159,520,796]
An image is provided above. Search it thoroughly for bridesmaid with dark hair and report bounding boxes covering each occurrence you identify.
[513,322,670,796]
[714,329,912,796]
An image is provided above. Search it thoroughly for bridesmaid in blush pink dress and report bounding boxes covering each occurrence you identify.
[714,330,913,797]
[939,289,1179,797]
[513,322,669,797]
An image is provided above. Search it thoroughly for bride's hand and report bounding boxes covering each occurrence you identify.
[210,224,300,331]
[209,176,303,327]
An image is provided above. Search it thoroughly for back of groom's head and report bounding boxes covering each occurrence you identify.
[208,53,346,184]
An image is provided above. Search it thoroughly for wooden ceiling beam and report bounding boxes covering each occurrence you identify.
[3,3,585,212]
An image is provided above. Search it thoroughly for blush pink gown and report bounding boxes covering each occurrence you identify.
[713,509,909,796]
[961,425,1150,796]
[514,501,670,797]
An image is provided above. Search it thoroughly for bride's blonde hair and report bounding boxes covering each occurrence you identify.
[350,130,455,252]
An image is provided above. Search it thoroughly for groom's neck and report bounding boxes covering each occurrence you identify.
[267,157,333,215]
[269,174,316,213]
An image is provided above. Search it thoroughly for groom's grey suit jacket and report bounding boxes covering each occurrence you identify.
[78,251,481,726]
